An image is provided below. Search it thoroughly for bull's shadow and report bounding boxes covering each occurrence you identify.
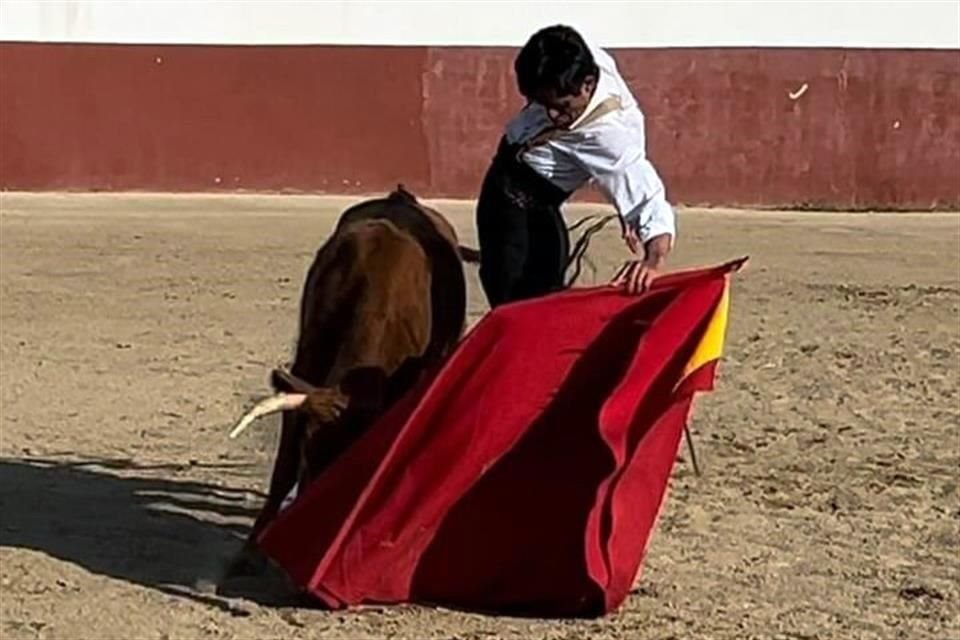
[0,456,290,609]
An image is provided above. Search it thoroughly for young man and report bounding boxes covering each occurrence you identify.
[475,25,676,308]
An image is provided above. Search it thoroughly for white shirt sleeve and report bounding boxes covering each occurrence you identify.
[505,103,552,146]
[567,125,676,246]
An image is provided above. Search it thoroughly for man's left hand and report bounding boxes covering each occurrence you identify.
[612,258,662,294]
[611,233,672,294]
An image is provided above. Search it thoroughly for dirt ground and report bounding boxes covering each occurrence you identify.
[1,192,957,640]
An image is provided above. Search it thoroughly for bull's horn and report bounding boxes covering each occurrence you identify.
[229,393,307,439]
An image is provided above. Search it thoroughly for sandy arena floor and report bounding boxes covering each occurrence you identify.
[1,192,958,640]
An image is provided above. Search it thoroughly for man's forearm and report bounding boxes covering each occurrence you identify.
[643,233,672,266]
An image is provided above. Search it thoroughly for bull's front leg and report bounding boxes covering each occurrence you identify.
[222,411,303,579]
[222,366,384,583]
[251,410,304,538]
[222,384,348,580]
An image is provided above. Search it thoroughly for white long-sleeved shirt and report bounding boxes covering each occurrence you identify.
[504,42,676,245]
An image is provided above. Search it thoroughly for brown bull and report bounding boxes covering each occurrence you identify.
[225,186,477,577]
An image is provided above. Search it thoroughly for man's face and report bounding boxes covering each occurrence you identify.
[533,76,597,128]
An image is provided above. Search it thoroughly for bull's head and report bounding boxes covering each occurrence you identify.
[228,368,386,440]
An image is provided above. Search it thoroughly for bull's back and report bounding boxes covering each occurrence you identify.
[293,218,432,385]
[336,190,468,361]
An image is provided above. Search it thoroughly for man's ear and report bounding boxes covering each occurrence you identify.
[270,368,317,394]
[582,74,597,96]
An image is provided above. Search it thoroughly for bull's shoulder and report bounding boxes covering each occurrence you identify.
[338,218,427,264]
[298,217,428,326]
[388,186,461,249]
[338,194,458,254]
[341,217,409,242]
[305,217,419,285]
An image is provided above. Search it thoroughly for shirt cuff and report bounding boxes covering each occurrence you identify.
[624,200,676,247]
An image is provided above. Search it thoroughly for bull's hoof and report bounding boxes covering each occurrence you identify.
[221,544,269,580]
[218,545,300,605]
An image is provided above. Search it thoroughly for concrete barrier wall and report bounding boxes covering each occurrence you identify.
[2,1,958,209]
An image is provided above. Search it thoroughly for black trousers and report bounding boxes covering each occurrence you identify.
[476,138,572,308]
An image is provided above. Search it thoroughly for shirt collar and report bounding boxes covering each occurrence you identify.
[567,67,619,130]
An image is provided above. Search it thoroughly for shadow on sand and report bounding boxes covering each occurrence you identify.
[0,456,297,611]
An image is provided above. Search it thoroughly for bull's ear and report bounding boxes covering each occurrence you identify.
[270,368,317,394]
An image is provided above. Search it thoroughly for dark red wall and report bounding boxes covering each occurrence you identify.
[1,43,957,209]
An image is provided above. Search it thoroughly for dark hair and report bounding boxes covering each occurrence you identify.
[514,25,599,99]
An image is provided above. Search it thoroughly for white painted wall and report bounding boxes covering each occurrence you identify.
[1,0,958,49]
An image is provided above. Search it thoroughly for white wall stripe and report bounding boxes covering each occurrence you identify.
[1,0,958,49]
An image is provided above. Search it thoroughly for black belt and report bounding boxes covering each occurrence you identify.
[487,137,571,210]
